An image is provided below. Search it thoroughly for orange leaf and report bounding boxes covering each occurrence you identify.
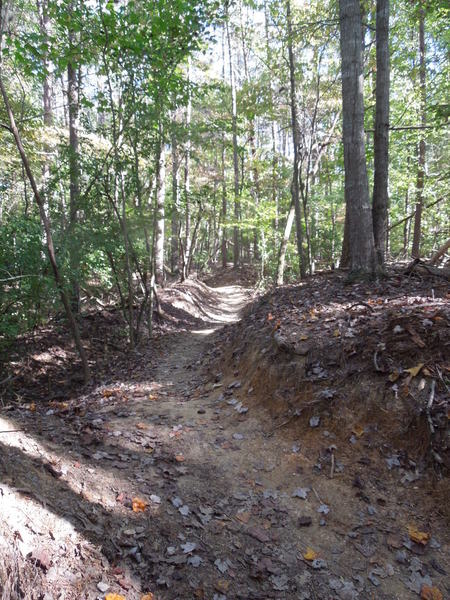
[303,547,318,561]
[141,594,155,600]
[267,312,274,321]
[407,525,430,545]
[421,585,443,600]
[105,595,126,600]
[28,402,36,412]
[132,497,148,512]
[352,424,364,438]
[136,422,148,430]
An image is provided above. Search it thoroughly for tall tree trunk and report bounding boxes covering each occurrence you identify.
[339,0,377,277]
[225,9,240,268]
[0,71,90,383]
[182,59,192,280]
[411,5,426,258]
[67,1,81,311]
[171,130,180,274]
[372,0,390,265]
[286,0,306,279]
[276,200,295,285]
[154,130,166,286]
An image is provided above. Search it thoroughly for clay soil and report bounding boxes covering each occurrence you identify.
[0,266,448,600]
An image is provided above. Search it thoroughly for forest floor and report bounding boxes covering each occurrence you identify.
[0,266,449,600]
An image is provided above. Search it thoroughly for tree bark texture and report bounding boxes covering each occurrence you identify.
[372,0,390,265]
[286,0,306,279]
[339,0,377,276]
[411,4,426,258]
[225,12,240,268]
[154,134,166,286]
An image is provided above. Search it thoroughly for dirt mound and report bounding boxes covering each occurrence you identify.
[212,269,449,479]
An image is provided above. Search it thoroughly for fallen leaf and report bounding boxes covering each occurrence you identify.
[132,497,148,512]
[389,371,400,382]
[303,547,319,561]
[267,313,274,321]
[405,363,424,378]
[215,579,230,593]
[236,511,251,524]
[408,525,430,546]
[300,334,309,341]
[175,454,185,462]
[105,595,126,600]
[421,585,443,600]
[141,594,155,600]
[136,422,148,430]
[333,328,340,337]
[352,424,365,437]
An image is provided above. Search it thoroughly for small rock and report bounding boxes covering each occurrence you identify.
[309,416,320,428]
[97,581,110,592]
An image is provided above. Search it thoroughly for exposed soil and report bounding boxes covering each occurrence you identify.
[0,267,449,600]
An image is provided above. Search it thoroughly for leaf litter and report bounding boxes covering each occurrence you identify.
[0,270,448,599]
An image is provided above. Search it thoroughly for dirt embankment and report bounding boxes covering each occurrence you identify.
[211,269,449,491]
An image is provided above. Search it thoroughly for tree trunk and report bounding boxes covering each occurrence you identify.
[225,11,240,268]
[372,0,390,265]
[171,130,180,274]
[286,0,306,279]
[154,131,166,286]
[67,1,81,311]
[429,238,450,266]
[0,72,90,383]
[276,200,295,285]
[339,0,377,277]
[411,5,426,258]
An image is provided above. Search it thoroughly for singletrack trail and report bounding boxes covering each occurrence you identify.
[1,281,447,599]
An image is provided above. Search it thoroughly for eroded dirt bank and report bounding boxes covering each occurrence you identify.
[0,270,448,600]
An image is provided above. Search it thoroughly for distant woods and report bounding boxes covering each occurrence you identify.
[0,0,448,365]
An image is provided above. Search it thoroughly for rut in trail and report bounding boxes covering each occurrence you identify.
[1,277,448,600]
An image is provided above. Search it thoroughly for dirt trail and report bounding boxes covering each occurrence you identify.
[0,282,448,599]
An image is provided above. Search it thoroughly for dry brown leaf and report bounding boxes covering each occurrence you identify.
[236,511,251,524]
[333,328,340,337]
[105,595,126,600]
[352,424,364,438]
[215,580,230,593]
[303,547,318,561]
[267,312,274,321]
[136,422,148,430]
[141,594,155,600]
[132,497,148,512]
[407,525,430,545]
[389,371,400,382]
[175,454,185,462]
[421,585,443,600]
[300,334,309,341]
[405,363,424,377]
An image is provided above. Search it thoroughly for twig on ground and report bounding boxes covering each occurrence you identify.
[348,301,374,312]
[426,379,436,435]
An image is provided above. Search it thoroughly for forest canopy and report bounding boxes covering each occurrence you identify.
[0,0,448,367]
